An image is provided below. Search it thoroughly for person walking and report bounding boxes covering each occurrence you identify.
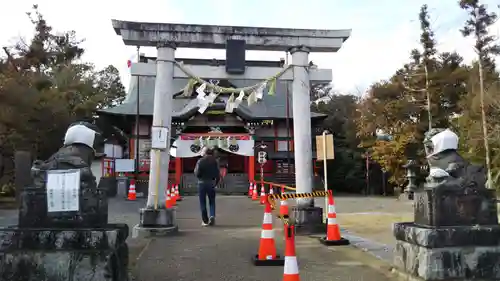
[194,146,220,226]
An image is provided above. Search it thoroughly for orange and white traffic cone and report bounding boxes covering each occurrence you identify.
[319,191,350,246]
[252,184,259,201]
[127,178,137,201]
[269,185,274,195]
[259,185,267,205]
[248,182,254,198]
[175,184,182,201]
[170,185,177,206]
[279,187,289,218]
[165,188,173,208]
[283,224,300,281]
[253,197,284,266]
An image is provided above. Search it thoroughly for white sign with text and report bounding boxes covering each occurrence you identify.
[46,169,80,212]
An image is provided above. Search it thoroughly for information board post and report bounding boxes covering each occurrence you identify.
[315,131,334,223]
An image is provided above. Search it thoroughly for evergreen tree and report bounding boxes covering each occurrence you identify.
[419,4,437,131]
[357,5,469,189]
[459,0,500,188]
[0,5,126,194]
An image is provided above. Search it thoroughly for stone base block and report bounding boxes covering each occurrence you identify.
[139,208,176,228]
[393,222,500,280]
[18,186,108,228]
[0,224,129,281]
[413,187,498,227]
[290,206,324,235]
[131,224,178,239]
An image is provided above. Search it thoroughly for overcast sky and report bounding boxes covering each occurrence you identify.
[1,0,499,94]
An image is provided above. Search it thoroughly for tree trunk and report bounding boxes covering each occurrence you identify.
[477,57,493,189]
[424,64,432,131]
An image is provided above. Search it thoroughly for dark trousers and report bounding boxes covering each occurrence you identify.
[198,181,216,222]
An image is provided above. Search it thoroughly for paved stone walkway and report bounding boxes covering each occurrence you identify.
[130,196,396,281]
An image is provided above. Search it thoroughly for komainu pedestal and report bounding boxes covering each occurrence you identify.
[393,128,500,280]
[0,224,129,281]
[393,187,500,280]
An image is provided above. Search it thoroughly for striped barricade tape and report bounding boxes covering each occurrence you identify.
[269,191,329,201]
[268,191,331,225]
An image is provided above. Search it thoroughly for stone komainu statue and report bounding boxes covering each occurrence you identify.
[19,121,109,227]
[412,128,497,227]
[423,128,486,190]
[393,128,500,280]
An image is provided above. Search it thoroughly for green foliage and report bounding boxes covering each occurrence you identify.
[459,1,500,189]
[311,89,366,193]
[356,4,470,190]
[354,2,500,192]
[459,0,500,71]
[0,5,126,194]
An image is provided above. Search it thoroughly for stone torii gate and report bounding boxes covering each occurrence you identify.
[111,20,351,230]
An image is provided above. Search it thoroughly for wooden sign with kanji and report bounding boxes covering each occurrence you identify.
[315,134,334,161]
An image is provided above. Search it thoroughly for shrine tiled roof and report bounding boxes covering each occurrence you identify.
[98,77,326,120]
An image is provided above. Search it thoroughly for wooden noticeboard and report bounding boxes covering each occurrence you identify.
[315,134,334,161]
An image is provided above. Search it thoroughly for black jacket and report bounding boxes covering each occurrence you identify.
[194,155,220,184]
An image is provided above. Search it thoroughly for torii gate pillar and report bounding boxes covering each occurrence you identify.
[139,43,177,230]
[290,46,313,201]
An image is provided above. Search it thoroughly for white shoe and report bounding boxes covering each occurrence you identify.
[202,221,209,227]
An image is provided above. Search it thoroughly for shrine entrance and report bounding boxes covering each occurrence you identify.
[181,150,246,174]
[173,132,255,181]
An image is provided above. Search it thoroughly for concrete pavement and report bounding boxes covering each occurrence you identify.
[0,195,399,280]
[130,196,396,281]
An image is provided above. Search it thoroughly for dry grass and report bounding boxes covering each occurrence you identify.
[339,211,500,246]
[338,213,413,246]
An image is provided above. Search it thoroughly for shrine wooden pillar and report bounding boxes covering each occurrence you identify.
[175,157,182,184]
[248,155,255,182]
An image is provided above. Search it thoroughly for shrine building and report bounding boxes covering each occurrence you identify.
[97,55,328,195]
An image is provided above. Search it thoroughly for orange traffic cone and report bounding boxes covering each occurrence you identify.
[259,185,267,205]
[319,192,350,246]
[127,179,137,201]
[165,188,173,208]
[175,184,183,201]
[269,185,274,195]
[279,187,289,218]
[170,185,177,206]
[283,223,300,281]
[253,197,284,266]
[252,184,259,201]
[248,182,254,198]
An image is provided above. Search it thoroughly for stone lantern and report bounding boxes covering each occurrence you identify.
[402,159,418,200]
